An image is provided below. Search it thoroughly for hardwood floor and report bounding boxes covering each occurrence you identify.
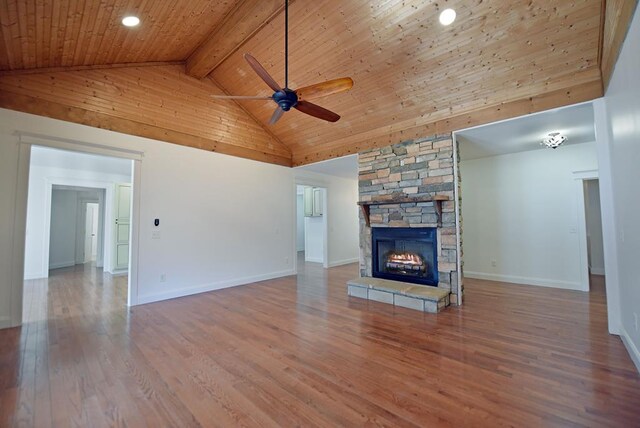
[1,263,639,427]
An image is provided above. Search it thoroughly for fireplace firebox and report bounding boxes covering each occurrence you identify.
[371,227,438,286]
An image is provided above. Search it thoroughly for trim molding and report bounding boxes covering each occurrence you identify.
[109,270,129,277]
[49,261,76,270]
[328,258,359,268]
[0,316,12,330]
[620,326,640,374]
[17,131,144,160]
[24,272,44,281]
[464,271,584,291]
[137,269,296,305]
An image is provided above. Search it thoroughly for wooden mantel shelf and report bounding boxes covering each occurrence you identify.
[357,195,450,227]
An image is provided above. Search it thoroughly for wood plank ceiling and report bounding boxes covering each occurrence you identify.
[0,0,634,166]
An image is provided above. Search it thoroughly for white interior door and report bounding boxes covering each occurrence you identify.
[114,184,131,271]
[84,203,96,262]
[85,203,99,262]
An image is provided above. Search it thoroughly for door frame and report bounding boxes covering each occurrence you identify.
[44,181,113,275]
[39,184,107,278]
[11,132,143,327]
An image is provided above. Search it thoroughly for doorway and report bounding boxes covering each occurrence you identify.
[582,178,605,290]
[22,145,135,321]
[295,184,328,268]
[47,185,106,272]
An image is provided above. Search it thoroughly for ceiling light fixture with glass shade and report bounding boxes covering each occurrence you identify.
[541,132,567,149]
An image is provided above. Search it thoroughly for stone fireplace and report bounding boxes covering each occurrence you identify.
[348,133,462,312]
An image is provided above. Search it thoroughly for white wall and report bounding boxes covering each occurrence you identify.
[602,5,640,370]
[0,108,295,328]
[461,142,598,290]
[24,157,131,279]
[584,180,605,275]
[0,121,19,327]
[294,170,359,268]
[49,189,79,269]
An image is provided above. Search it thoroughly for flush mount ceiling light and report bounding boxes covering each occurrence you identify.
[541,132,567,149]
[439,8,456,26]
[121,16,140,27]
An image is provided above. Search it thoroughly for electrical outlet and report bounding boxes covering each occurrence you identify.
[491,260,497,267]
[160,273,166,283]
[634,312,639,332]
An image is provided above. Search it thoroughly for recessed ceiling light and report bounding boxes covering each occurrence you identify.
[439,8,456,26]
[122,16,140,27]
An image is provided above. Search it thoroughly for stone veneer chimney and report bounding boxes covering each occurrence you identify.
[358,134,463,305]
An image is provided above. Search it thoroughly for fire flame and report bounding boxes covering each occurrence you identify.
[387,252,423,266]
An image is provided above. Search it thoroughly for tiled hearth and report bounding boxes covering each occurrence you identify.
[349,134,462,312]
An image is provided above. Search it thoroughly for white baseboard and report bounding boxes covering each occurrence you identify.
[24,271,46,280]
[620,326,640,374]
[137,269,296,305]
[305,257,323,263]
[464,271,584,291]
[49,261,75,270]
[109,269,128,277]
[590,267,606,275]
[0,316,13,330]
[328,257,359,268]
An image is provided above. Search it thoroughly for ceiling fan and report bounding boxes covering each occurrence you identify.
[212,0,354,125]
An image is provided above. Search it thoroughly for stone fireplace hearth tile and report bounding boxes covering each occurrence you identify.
[347,277,450,313]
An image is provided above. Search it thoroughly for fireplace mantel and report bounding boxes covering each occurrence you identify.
[358,195,450,227]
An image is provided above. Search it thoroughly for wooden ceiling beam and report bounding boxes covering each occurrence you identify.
[292,78,603,166]
[0,65,293,166]
[0,61,185,77]
[186,0,293,79]
[0,91,292,167]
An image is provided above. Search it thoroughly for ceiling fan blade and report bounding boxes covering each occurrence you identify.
[211,95,273,100]
[244,53,282,92]
[295,77,354,100]
[294,100,341,122]
[269,106,285,125]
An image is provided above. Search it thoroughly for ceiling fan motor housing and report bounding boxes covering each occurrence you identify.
[274,89,298,111]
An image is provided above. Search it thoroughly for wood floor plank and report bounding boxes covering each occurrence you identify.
[0,262,638,427]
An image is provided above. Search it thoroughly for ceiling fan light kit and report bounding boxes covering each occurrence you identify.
[212,0,353,125]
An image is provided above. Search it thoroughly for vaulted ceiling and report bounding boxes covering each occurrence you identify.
[0,0,636,166]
